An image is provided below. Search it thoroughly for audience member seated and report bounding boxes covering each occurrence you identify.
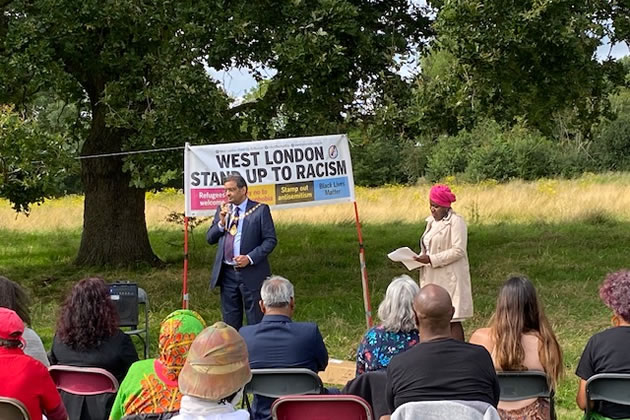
[356,275,419,376]
[470,275,563,420]
[576,270,630,420]
[239,275,328,420]
[0,275,49,366]
[0,308,68,420]
[171,321,251,420]
[50,277,139,383]
[110,310,207,420]
[383,284,500,420]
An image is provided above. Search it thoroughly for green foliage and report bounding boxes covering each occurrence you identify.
[426,120,590,182]
[351,133,407,186]
[399,138,433,184]
[426,120,499,180]
[426,0,612,137]
[0,0,428,263]
[0,105,77,212]
[467,125,559,181]
[425,133,471,181]
[590,86,630,171]
[350,97,413,186]
[408,48,481,136]
[0,0,428,193]
[592,116,630,171]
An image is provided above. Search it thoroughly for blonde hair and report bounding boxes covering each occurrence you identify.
[489,275,563,389]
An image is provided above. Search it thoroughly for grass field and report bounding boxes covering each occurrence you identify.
[2,174,630,419]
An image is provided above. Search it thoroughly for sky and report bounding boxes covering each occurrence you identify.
[209,41,629,99]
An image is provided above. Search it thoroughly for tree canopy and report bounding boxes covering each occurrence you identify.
[423,0,613,136]
[0,0,429,265]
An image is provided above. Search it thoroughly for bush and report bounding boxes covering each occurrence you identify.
[426,119,588,182]
[425,133,472,181]
[466,123,576,181]
[424,121,502,181]
[591,116,630,171]
[400,137,432,183]
[465,133,518,181]
[350,131,407,187]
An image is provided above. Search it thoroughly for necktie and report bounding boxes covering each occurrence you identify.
[223,206,240,263]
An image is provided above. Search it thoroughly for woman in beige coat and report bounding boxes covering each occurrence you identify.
[415,184,472,341]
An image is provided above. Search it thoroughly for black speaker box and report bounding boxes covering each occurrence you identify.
[108,282,139,327]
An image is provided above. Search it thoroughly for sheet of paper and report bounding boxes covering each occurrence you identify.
[387,247,426,271]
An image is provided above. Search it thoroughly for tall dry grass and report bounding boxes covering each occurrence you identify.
[2,172,630,230]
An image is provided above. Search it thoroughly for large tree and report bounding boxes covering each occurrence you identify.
[0,0,428,265]
[423,0,612,137]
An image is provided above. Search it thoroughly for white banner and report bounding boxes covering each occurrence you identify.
[184,134,356,216]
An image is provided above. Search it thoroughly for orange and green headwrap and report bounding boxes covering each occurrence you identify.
[155,309,206,384]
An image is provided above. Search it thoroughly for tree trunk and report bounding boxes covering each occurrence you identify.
[75,98,160,266]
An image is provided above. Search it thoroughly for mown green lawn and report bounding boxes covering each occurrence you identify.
[1,219,627,419]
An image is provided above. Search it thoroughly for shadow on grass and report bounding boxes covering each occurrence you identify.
[1,220,628,418]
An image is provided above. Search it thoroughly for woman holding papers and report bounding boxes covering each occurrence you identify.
[415,184,472,341]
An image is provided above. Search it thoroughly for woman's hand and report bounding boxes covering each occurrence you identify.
[415,254,431,264]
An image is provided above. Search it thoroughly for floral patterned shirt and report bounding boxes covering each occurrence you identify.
[355,325,419,375]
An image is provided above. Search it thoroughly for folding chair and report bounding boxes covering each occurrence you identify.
[271,395,373,420]
[49,365,119,394]
[125,287,150,359]
[586,373,630,419]
[498,371,556,419]
[49,365,119,420]
[0,396,30,420]
[244,368,324,398]
[243,368,324,412]
[391,400,500,420]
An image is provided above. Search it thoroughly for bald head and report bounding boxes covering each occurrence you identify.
[413,284,455,334]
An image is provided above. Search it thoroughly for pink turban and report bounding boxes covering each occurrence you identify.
[429,184,456,208]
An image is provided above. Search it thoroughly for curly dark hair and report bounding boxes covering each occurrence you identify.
[600,270,630,323]
[56,277,119,351]
[0,276,31,325]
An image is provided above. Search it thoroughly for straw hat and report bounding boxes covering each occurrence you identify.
[178,321,252,401]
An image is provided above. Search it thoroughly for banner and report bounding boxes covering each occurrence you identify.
[184,134,355,216]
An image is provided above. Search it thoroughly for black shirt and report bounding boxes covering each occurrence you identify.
[576,326,630,419]
[50,329,138,384]
[386,338,500,412]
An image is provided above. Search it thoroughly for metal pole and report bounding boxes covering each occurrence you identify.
[353,201,373,328]
[182,216,190,309]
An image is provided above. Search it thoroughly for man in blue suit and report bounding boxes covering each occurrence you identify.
[207,174,277,330]
[239,275,329,420]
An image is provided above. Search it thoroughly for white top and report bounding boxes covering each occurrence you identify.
[171,396,250,420]
[22,327,50,367]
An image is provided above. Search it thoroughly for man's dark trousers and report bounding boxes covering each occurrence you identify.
[220,264,263,330]
[207,199,277,330]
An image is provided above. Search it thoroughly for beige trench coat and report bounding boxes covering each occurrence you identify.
[419,210,473,320]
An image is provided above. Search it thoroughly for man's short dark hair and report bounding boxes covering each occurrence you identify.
[224,174,247,190]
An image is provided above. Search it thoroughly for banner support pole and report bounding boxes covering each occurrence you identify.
[353,201,372,329]
[182,216,190,309]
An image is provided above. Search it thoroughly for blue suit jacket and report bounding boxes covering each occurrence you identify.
[239,315,329,420]
[206,199,277,290]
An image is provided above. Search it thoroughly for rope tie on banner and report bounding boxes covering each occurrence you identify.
[76,146,185,159]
